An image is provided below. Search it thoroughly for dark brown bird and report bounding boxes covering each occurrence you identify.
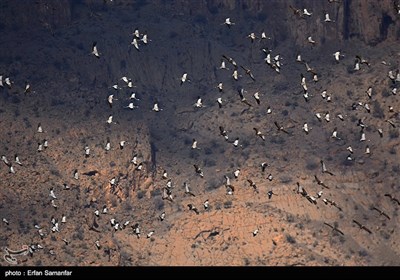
[240,65,256,81]
[355,55,370,66]
[314,175,329,189]
[253,128,266,141]
[371,206,390,220]
[238,88,252,107]
[324,222,344,235]
[296,182,307,196]
[188,204,200,215]
[289,5,303,17]
[352,220,372,234]
[267,190,276,199]
[222,54,237,68]
[247,179,259,193]
[384,193,400,205]
[193,164,204,178]
[274,121,289,134]
[219,126,229,141]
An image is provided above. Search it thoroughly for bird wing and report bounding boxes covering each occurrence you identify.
[362,226,372,234]
[323,222,334,229]
[384,193,393,199]
[352,220,362,227]
[334,228,345,236]
[382,212,391,220]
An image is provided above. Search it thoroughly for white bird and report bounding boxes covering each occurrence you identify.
[1,155,10,166]
[106,115,116,124]
[147,231,155,238]
[260,31,271,40]
[303,9,312,16]
[37,123,43,133]
[73,169,79,180]
[159,212,166,221]
[233,168,240,179]
[133,28,140,38]
[232,69,239,81]
[37,143,43,152]
[347,146,354,154]
[24,81,31,94]
[14,155,22,166]
[331,127,341,140]
[119,140,126,149]
[51,200,58,209]
[217,82,223,92]
[224,175,231,186]
[43,139,48,149]
[4,77,12,88]
[180,73,189,85]
[365,145,371,155]
[129,92,140,100]
[109,177,117,186]
[203,200,209,210]
[247,32,257,42]
[51,222,59,232]
[217,97,223,108]
[131,154,138,165]
[307,36,316,45]
[303,123,310,134]
[233,138,240,147]
[2,218,9,225]
[194,97,204,108]
[49,188,57,199]
[131,38,140,50]
[223,17,235,27]
[152,101,162,112]
[61,215,66,223]
[253,92,261,105]
[191,139,199,149]
[296,53,302,63]
[333,51,341,62]
[360,130,366,142]
[91,42,100,58]
[324,12,334,22]
[107,94,115,108]
[105,139,111,151]
[324,113,330,122]
[85,146,90,157]
[253,228,259,237]
[9,165,15,174]
[141,34,149,44]
[125,102,138,110]
[219,60,229,70]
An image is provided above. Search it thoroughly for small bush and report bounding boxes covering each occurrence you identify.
[286,234,296,244]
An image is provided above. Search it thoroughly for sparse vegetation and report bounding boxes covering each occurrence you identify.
[285,234,296,244]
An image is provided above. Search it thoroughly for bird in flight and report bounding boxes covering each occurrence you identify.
[352,220,372,234]
[91,42,100,58]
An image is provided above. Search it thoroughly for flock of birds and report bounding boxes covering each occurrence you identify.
[1,0,400,265]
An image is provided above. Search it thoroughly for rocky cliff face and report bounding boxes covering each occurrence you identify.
[2,0,399,47]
